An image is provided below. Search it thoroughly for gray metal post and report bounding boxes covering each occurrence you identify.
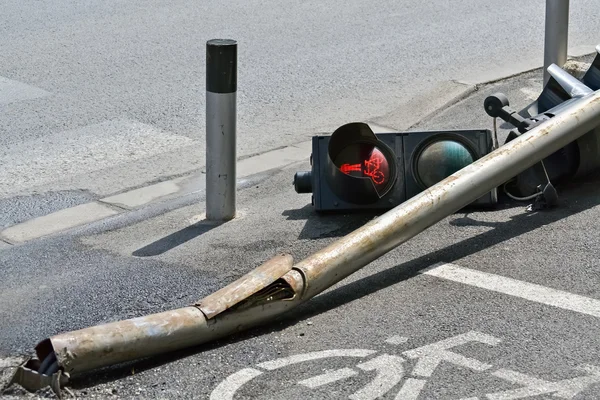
[206,39,237,221]
[544,0,569,85]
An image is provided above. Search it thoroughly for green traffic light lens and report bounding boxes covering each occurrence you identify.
[415,140,474,188]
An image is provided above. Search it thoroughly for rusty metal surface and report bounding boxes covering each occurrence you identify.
[43,291,305,377]
[7,364,68,399]
[39,255,297,376]
[229,279,295,312]
[49,307,207,374]
[281,269,305,295]
[204,290,303,335]
[196,253,293,319]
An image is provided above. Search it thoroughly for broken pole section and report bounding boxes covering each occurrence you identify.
[11,88,600,389]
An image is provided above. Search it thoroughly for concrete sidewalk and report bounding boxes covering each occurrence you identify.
[3,57,600,399]
[1,49,594,247]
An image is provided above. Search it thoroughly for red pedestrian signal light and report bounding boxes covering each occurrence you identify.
[338,146,391,190]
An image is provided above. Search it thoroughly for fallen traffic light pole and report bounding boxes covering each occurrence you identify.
[9,78,600,395]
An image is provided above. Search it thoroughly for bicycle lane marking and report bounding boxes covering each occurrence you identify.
[208,332,504,400]
[210,368,263,400]
[421,263,600,318]
[211,349,377,400]
[257,349,377,370]
[394,378,427,400]
[299,368,358,388]
[402,331,501,377]
[486,365,600,399]
[350,354,405,400]
[209,331,600,399]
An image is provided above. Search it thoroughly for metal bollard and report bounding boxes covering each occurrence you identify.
[544,0,569,85]
[206,39,237,221]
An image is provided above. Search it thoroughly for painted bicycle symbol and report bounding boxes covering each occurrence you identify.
[210,331,600,399]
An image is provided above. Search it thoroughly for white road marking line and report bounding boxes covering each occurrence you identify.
[209,368,262,400]
[385,335,409,345]
[421,263,600,318]
[298,368,357,389]
[1,202,119,243]
[258,349,376,371]
[350,354,405,400]
[0,119,195,197]
[0,76,50,105]
[394,378,427,400]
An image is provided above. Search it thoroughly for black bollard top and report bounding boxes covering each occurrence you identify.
[206,39,237,94]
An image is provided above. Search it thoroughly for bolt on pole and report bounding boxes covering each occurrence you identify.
[206,39,237,221]
[544,0,569,85]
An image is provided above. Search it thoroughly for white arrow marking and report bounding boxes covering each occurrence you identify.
[210,368,262,400]
[258,349,376,370]
[349,354,405,400]
[298,368,358,388]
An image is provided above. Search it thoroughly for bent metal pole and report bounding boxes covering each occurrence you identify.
[18,88,600,382]
[206,39,237,221]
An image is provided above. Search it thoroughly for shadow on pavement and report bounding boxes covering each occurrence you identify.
[70,178,600,389]
[283,205,376,239]
[284,193,527,240]
[132,220,222,257]
[290,178,600,320]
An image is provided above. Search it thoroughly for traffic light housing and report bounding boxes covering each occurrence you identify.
[294,122,497,212]
[485,46,600,198]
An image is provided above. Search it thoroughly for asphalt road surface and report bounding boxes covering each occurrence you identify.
[2,68,600,399]
[1,0,599,227]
